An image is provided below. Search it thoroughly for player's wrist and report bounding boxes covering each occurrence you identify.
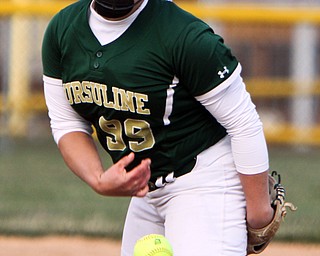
[247,205,274,229]
[90,172,109,195]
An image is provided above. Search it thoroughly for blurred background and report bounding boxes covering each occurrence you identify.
[0,0,319,244]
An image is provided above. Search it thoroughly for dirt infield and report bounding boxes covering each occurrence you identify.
[1,236,320,256]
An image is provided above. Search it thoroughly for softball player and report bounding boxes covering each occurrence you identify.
[42,0,274,255]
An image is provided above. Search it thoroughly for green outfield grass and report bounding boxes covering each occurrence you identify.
[0,137,319,242]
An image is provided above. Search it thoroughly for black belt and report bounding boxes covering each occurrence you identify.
[148,174,175,192]
[148,159,196,192]
[148,180,160,192]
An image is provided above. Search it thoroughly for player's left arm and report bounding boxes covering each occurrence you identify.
[194,64,274,228]
[239,171,274,228]
[173,22,273,226]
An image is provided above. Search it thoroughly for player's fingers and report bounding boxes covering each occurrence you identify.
[134,184,149,197]
[129,158,151,182]
[127,159,151,195]
[115,152,135,170]
[140,159,151,180]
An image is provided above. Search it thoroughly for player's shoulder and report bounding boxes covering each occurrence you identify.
[47,0,89,30]
[59,0,89,16]
[159,0,203,26]
[156,0,217,40]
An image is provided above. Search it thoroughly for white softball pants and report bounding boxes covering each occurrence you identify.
[121,136,247,256]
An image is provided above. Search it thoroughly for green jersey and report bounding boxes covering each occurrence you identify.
[42,0,238,180]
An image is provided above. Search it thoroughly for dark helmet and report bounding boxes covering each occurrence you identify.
[94,0,143,18]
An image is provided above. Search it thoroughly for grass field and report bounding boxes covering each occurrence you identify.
[0,137,319,243]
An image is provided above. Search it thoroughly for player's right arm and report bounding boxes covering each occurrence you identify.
[42,15,150,198]
[43,73,151,198]
[43,77,151,197]
[57,131,151,197]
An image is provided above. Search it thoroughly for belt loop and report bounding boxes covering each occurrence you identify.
[155,176,166,188]
[165,172,175,183]
[149,172,176,192]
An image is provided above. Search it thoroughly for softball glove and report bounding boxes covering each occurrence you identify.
[247,171,297,255]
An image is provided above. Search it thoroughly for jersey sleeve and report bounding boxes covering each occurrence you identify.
[195,71,269,175]
[172,21,238,96]
[42,14,63,79]
[43,75,93,144]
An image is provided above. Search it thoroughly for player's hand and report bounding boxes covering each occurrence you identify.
[95,152,151,197]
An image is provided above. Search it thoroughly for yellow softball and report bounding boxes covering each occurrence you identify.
[133,234,173,256]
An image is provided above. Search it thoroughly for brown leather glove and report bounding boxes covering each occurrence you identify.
[247,171,297,255]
